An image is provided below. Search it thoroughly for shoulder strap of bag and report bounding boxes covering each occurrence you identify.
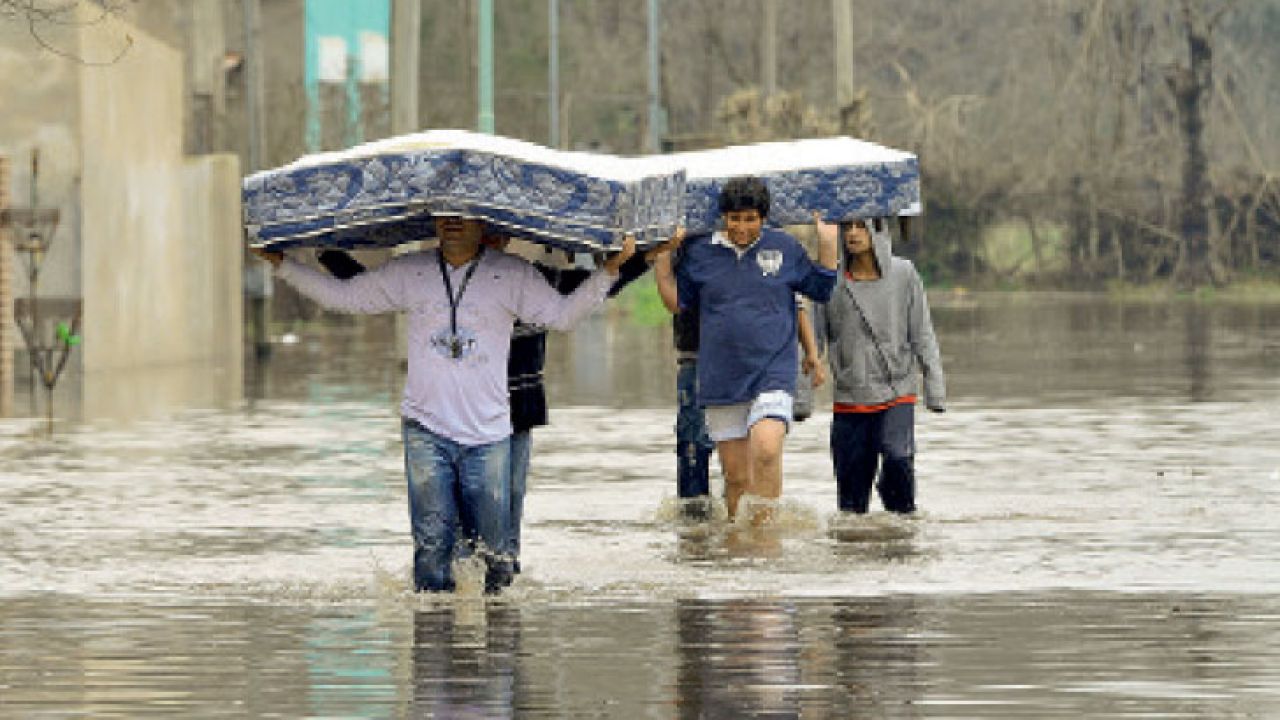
[848,292,899,396]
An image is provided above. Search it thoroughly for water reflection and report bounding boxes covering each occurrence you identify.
[7,356,243,425]
[411,605,523,719]
[673,596,928,718]
[824,597,926,717]
[930,293,1279,404]
[83,359,242,421]
[1183,303,1211,401]
[2,593,1280,717]
[676,599,803,718]
[305,612,399,717]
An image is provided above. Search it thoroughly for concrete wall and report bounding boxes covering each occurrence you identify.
[73,11,243,418]
[81,153,245,421]
[183,155,244,372]
[77,12,240,361]
[78,14,188,371]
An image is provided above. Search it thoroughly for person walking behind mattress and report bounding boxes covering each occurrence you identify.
[813,217,945,515]
[660,229,714,517]
[255,217,636,594]
[663,251,826,521]
[670,302,715,516]
[652,177,838,525]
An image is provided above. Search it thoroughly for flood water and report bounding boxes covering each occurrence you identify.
[3,292,1279,717]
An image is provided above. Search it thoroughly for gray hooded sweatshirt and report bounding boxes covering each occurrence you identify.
[813,222,946,411]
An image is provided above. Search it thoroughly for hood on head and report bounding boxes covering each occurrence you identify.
[839,217,894,275]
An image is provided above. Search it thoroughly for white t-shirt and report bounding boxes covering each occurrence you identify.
[277,249,612,445]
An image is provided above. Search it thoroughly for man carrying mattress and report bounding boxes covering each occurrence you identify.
[255,217,635,594]
[653,176,838,525]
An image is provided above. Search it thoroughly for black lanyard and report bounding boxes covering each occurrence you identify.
[437,246,485,338]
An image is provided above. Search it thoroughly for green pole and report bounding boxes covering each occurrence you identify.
[646,0,663,153]
[477,0,494,133]
[548,0,559,147]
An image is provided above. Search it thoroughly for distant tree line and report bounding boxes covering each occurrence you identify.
[412,0,1278,288]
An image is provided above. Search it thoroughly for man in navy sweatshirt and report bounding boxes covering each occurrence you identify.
[654,177,838,524]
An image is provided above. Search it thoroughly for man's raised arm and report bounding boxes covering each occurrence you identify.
[252,248,407,315]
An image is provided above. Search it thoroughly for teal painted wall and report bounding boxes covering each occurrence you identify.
[304,0,391,151]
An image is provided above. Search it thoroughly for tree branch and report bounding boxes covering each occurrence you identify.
[1,0,133,65]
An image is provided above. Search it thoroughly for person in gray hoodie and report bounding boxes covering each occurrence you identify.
[813,217,945,514]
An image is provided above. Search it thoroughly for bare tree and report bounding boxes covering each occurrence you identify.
[1167,0,1235,288]
[0,0,133,63]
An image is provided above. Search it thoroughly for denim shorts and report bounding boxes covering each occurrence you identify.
[704,390,793,442]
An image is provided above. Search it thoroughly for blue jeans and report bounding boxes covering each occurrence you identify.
[509,430,531,565]
[402,419,515,593]
[676,361,713,499]
[830,404,917,514]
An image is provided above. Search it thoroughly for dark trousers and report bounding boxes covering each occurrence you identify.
[509,430,530,565]
[675,361,713,499]
[830,403,917,514]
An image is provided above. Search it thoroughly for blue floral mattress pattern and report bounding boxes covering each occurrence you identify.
[244,130,686,253]
[664,137,921,235]
[244,131,920,253]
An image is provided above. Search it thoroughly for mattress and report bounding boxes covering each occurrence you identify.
[243,130,920,253]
